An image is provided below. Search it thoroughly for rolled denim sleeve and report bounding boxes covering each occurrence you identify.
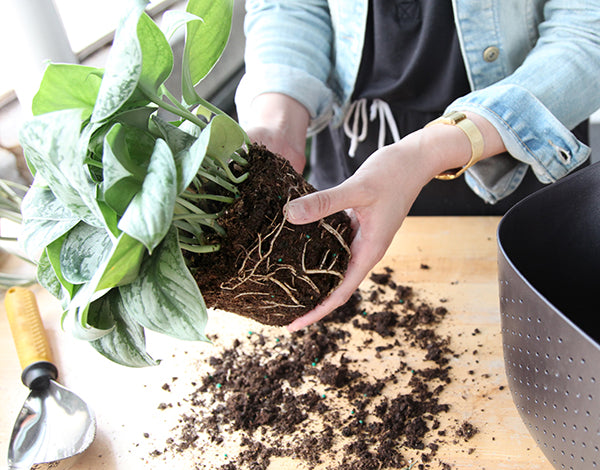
[235,0,335,132]
[449,85,592,203]
[448,0,600,203]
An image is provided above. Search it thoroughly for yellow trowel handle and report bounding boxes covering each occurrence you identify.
[5,286,58,389]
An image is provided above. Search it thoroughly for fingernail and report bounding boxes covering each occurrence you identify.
[285,200,304,222]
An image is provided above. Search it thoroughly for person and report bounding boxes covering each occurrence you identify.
[234,0,600,331]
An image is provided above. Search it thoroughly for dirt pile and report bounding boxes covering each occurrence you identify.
[151,269,478,469]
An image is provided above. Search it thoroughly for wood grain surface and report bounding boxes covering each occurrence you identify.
[0,216,554,469]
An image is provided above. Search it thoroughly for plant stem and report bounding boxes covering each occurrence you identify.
[149,87,207,129]
[208,157,248,185]
[0,273,36,288]
[0,210,21,224]
[84,157,104,169]
[197,169,240,196]
[181,90,252,148]
[181,192,235,204]
[229,150,248,166]
[175,197,227,237]
[179,242,221,253]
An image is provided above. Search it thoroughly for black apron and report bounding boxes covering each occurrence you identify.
[309,0,589,215]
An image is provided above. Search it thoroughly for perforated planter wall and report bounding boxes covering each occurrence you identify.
[498,162,600,470]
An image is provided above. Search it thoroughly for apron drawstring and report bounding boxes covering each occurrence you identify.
[342,98,401,157]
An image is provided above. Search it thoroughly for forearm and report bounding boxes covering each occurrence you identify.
[238,0,334,132]
[447,1,600,202]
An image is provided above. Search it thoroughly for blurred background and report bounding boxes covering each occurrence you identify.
[0,0,246,184]
[0,0,598,186]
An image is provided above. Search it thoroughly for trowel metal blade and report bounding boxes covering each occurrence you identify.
[8,380,96,470]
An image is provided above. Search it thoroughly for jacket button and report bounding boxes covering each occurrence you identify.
[483,46,500,62]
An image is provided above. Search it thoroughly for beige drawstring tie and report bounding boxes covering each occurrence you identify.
[342,98,401,157]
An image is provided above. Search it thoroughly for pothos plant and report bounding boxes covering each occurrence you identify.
[18,0,249,366]
[0,178,36,288]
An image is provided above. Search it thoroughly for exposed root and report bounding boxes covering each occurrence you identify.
[220,197,350,309]
[257,302,306,310]
[233,291,272,299]
[319,249,331,269]
[235,214,285,282]
[303,268,344,281]
[268,277,301,305]
[319,220,351,256]
[296,273,320,294]
[301,239,345,282]
[271,264,321,295]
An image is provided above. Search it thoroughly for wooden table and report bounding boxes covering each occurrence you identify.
[0,217,554,469]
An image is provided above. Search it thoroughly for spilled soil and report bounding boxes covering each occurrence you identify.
[150,269,479,469]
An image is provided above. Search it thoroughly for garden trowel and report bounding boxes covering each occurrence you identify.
[5,287,96,470]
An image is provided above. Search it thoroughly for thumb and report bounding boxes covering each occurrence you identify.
[285,184,352,225]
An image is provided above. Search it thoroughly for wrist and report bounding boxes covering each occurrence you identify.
[416,121,473,181]
[418,110,506,181]
[250,93,310,150]
[425,112,484,179]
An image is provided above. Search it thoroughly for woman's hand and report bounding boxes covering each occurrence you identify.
[284,112,506,331]
[284,133,432,331]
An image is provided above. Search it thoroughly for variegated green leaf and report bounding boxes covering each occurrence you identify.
[45,236,78,300]
[60,222,112,285]
[19,110,100,225]
[91,0,149,122]
[19,180,81,260]
[36,250,64,300]
[89,289,158,367]
[119,226,208,341]
[118,138,177,253]
[60,231,144,340]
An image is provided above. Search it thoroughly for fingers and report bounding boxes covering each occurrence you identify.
[287,228,386,332]
[285,179,370,225]
[286,260,368,332]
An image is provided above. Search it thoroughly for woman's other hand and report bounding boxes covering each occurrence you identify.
[243,93,310,174]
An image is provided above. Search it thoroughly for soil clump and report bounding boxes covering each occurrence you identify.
[189,144,353,326]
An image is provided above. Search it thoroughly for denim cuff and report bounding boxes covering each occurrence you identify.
[447,84,591,202]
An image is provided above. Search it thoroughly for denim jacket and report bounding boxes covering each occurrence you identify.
[236,0,600,203]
